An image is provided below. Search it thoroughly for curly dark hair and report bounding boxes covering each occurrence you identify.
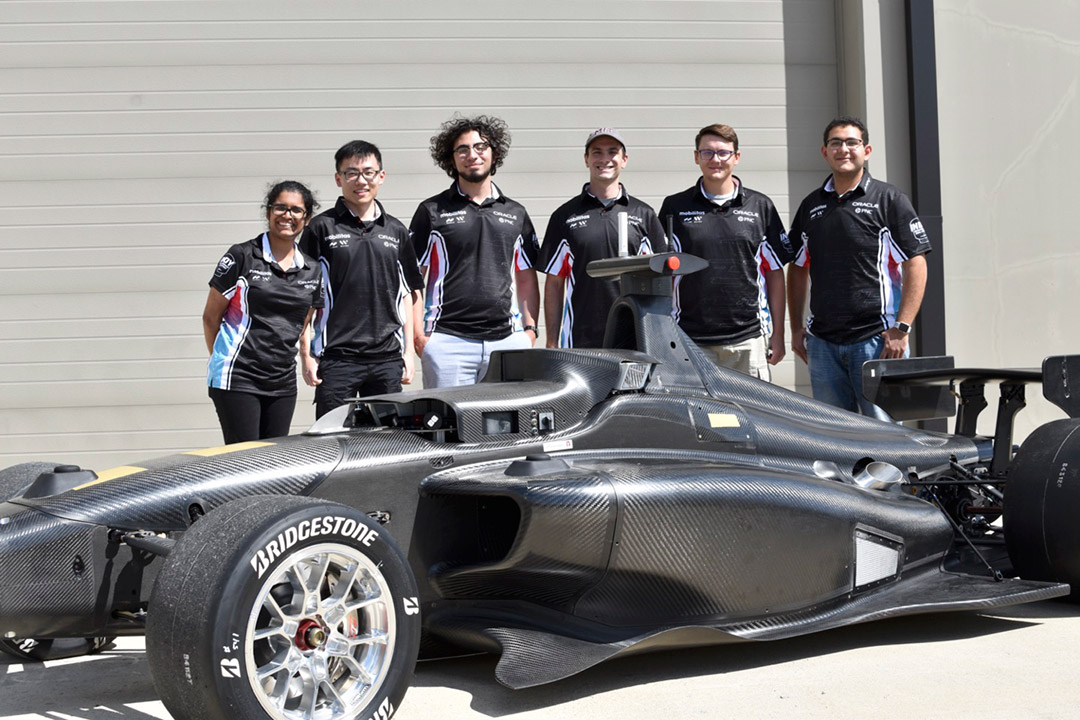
[429,114,511,178]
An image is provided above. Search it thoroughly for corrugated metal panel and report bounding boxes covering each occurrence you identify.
[0,0,836,468]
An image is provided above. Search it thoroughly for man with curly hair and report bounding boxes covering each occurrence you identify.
[410,115,541,387]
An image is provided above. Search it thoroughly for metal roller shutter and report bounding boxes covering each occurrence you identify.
[0,0,837,468]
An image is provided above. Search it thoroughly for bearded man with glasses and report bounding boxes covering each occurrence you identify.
[659,123,795,381]
[299,140,424,419]
[786,116,931,419]
[409,115,541,388]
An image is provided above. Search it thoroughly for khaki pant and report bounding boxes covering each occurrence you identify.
[700,335,771,381]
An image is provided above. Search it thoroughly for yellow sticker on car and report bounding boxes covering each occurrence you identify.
[73,465,147,491]
[708,413,740,428]
[185,441,275,457]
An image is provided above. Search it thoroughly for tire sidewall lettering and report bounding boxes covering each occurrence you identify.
[249,513,380,578]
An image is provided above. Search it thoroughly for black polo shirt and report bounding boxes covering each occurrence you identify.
[207,234,324,395]
[538,185,665,348]
[409,183,540,341]
[659,178,794,344]
[789,171,932,345]
[300,198,424,362]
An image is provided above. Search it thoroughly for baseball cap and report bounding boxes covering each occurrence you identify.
[585,127,627,152]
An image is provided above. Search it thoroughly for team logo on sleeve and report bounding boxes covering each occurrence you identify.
[214,254,236,277]
[779,231,793,254]
[909,218,930,244]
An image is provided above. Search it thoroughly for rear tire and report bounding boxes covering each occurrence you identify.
[1005,418,1080,595]
[0,461,115,661]
[146,495,420,720]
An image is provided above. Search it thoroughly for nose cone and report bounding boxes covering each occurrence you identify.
[0,502,101,638]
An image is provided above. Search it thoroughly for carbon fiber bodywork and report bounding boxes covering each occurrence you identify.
[0,253,1073,690]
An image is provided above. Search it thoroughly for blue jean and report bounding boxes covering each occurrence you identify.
[421,331,532,388]
[805,334,900,421]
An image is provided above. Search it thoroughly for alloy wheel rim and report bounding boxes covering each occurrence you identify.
[245,542,396,719]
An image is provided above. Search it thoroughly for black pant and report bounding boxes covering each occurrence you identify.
[209,387,297,444]
[314,356,403,419]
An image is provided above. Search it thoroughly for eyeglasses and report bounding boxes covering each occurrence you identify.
[453,141,491,157]
[338,168,382,182]
[269,204,307,217]
[826,138,865,150]
[696,149,735,162]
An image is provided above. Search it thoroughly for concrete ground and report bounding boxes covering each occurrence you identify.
[1,600,1078,720]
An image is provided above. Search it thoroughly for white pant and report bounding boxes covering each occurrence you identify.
[700,335,771,381]
[420,331,532,388]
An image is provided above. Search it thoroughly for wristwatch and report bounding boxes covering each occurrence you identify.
[893,321,912,334]
[523,325,538,333]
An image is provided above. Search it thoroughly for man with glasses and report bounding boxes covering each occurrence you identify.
[786,116,931,418]
[410,115,540,387]
[539,127,666,348]
[659,123,794,380]
[299,140,424,418]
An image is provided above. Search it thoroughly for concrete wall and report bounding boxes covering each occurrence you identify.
[934,0,1080,438]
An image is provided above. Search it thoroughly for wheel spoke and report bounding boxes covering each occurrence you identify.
[265,667,293,710]
[299,667,319,719]
[321,677,346,713]
[341,594,383,615]
[284,564,318,616]
[340,654,376,685]
[303,553,331,597]
[329,562,361,602]
[262,591,286,621]
[256,646,300,681]
[348,629,389,648]
[253,624,291,642]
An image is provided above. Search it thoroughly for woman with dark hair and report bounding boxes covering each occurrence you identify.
[202,181,324,443]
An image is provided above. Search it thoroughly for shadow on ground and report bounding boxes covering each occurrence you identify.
[0,607,1064,719]
[413,610,1040,717]
[0,646,161,718]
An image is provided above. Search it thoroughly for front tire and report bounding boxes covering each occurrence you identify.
[146,495,420,720]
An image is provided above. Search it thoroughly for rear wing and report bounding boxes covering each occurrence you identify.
[863,354,1080,473]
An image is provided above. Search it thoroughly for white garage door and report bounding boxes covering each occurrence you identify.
[0,0,837,469]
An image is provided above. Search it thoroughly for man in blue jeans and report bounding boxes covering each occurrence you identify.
[786,116,931,419]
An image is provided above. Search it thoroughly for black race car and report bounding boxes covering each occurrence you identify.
[1,253,1078,720]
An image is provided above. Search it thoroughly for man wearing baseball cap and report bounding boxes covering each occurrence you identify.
[537,128,666,348]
